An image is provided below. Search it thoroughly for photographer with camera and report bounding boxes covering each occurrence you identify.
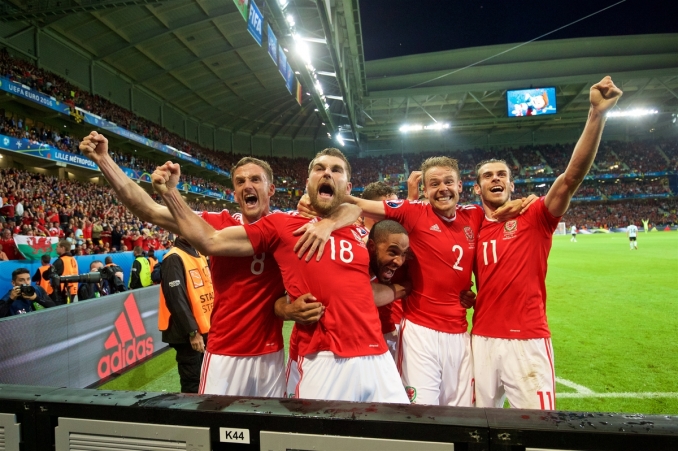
[1,268,56,317]
[78,259,126,301]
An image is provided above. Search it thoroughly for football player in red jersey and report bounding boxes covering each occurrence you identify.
[80,132,341,397]
[470,76,622,410]
[347,157,529,406]
[152,148,409,403]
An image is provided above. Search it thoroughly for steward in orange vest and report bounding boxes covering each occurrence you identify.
[53,239,78,304]
[158,237,213,393]
[32,254,54,296]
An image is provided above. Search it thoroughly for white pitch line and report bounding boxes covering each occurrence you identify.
[556,377,594,394]
[558,392,678,399]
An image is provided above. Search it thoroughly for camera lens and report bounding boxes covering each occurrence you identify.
[20,285,36,296]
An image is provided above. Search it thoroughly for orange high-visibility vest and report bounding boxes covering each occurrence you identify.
[37,264,53,295]
[59,255,79,296]
[158,247,213,335]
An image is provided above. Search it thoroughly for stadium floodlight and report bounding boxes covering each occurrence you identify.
[286,14,295,27]
[400,124,422,132]
[314,81,323,96]
[296,39,311,65]
[278,0,288,8]
[606,108,658,118]
[399,123,450,133]
[336,134,345,146]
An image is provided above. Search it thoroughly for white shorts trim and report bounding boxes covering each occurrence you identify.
[472,335,556,409]
[199,350,285,397]
[397,319,474,406]
[296,351,408,404]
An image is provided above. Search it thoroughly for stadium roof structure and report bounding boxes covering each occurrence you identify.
[362,33,678,142]
[0,0,676,153]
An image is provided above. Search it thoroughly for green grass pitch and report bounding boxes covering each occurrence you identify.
[100,232,678,414]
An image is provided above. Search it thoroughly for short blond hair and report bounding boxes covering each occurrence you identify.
[420,156,460,185]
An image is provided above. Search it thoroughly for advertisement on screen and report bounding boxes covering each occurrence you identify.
[507,87,557,117]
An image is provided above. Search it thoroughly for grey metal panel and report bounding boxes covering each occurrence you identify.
[260,431,454,451]
[55,417,210,451]
[0,413,20,451]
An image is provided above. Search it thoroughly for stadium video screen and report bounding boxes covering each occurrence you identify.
[507,87,557,117]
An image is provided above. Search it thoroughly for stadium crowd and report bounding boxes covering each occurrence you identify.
[0,168,224,260]
[564,198,678,230]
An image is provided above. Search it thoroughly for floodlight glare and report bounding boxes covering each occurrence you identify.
[606,108,658,118]
[400,123,449,133]
[314,81,323,95]
[336,134,345,146]
[278,0,288,8]
[286,14,295,27]
[296,40,311,65]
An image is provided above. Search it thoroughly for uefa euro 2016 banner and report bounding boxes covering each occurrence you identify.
[0,76,72,115]
[0,287,167,388]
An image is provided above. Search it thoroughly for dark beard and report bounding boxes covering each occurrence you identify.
[309,189,342,216]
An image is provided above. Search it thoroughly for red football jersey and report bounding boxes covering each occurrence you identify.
[472,197,561,339]
[202,210,286,356]
[246,214,387,358]
[384,200,483,334]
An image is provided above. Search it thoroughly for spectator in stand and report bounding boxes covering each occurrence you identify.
[0,229,18,260]
[0,244,8,261]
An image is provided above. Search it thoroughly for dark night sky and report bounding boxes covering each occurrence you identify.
[359,0,678,61]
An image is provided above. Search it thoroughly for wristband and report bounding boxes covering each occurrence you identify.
[189,330,197,338]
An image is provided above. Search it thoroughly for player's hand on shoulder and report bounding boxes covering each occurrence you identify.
[296,194,317,219]
[292,219,332,262]
[492,198,524,221]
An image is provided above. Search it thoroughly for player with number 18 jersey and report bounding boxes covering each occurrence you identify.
[246,213,408,403]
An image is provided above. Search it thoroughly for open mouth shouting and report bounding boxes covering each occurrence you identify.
[318,182,335,201]
[380,265,397,282]
[243,192,258,208]
[489,185,504,194]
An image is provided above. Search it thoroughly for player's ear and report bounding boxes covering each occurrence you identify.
[345,182,352,194]
[268,182,275,197]
[473,183,481,195]
[367,239,376,253]
[509,181,515,193]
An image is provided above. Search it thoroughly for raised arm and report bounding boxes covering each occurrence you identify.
[153,162,255,257]
[79,131,179,234]
[545,77,622,217]
[346,195,387,221]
